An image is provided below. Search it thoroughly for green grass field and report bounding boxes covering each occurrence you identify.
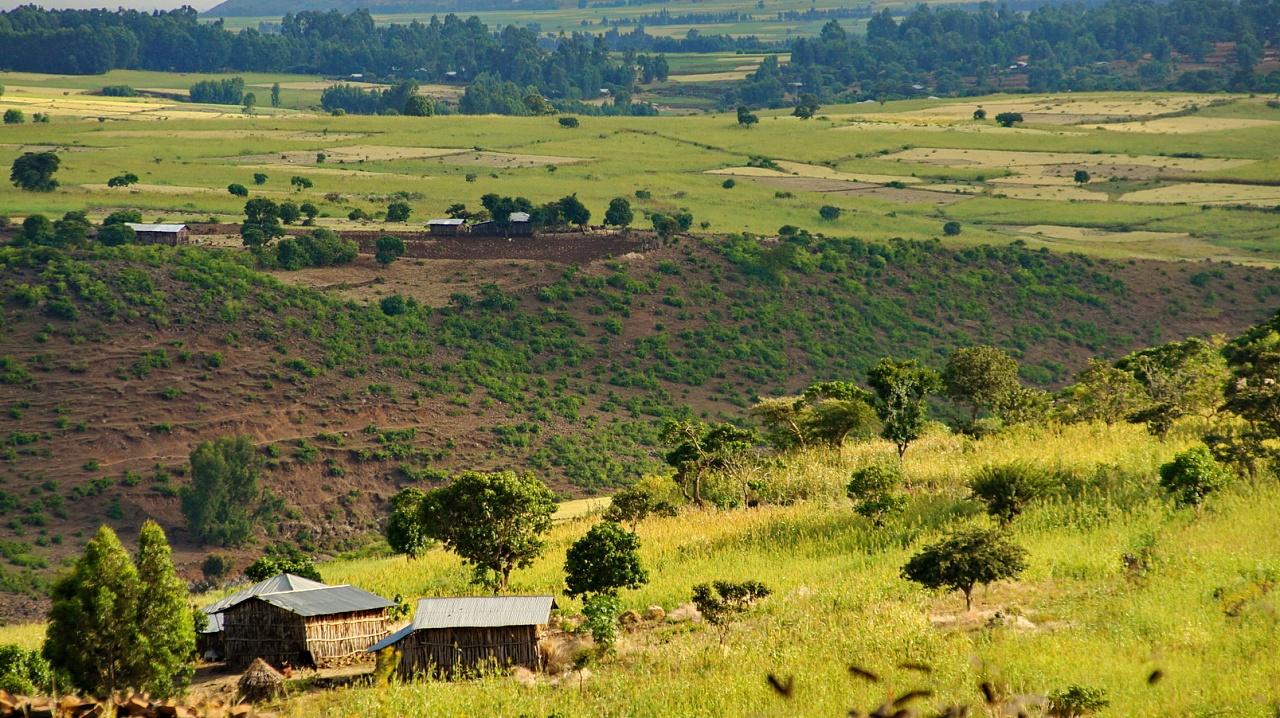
[2,78,1278,266]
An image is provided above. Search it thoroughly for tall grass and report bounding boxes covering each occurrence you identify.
[280,423,1278,716]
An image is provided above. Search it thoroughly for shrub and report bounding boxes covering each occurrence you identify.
[0,644,55,695]
[1047,685,1110,717]
[244,545,321,581]
[3,109,24,125]
[379,294,411,316]
[969,463,1049,525]
[1159,445,1230,509]
[580,593,620,650]
[818,205,841,220]
[692,580,771,640]
[375,235,406,265]
[558,116,580,128]
[722,179,736,189]
[602,475,682,529]
[227,183,248,198]
[943,221,961,236]
[846,463,907,526]
[200,553,232,585]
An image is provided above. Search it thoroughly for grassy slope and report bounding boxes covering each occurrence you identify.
[0,237,1276,600]
[275,425,1278,715]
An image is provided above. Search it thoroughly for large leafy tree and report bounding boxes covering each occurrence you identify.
[419,471,557,592]
[564,521,648,598]
[1117,337,1228,437]
[135,521,196,697]
[943,346,1020,425]
[44,526,142,696]
[901,527,1027,611]
[603,197,633,229]
[868,358,941,457]
[10,152,60,192]
[661,420,757,506]
[182,435,263,547]
[1062,358,1146,426]
[241,198,285,247]
[385,487,432,558]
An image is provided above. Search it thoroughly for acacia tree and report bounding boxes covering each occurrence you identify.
[419,471,557,592]
[943,346,1020,426]
[868,358,941,457]
[661,420,757,506]
[182,435,263,547]
[134,521,196,697]
[1117,337,1228,437]
[901,527,1027,611]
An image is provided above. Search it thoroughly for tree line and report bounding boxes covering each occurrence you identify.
[729,0,1280,106]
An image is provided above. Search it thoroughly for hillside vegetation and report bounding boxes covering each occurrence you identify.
[0,235,1276,592]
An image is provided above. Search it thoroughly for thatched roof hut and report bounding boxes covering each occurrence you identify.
[215,574,394,670]
[238,657,286,702]
[367,596,556,679]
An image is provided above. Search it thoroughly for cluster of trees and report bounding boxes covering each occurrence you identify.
[321,81,434,116]
[188,77,244,105]
[732,0,1280,106]
[0,7,632,106]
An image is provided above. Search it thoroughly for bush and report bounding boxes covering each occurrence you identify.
[3,109,24,125]
[227,183,248,197]
[375,235,406,265]
[968,463,1049,525]
[379,294,411,316]
[943,221,961,236]
[1159,445,1230,508]
[200,553,232,585]
[1048,685,1110,717]
[244,546,321,581]
[0,644,56,695]
[722,179,736,189]
[580,593,620,650]
[692,580,771,639]
[558,116,580,128]
[819,205,841,220]
[100,85,136,97]
[96,223,136,247]
[846,463,906,526]
[603,475,682,528]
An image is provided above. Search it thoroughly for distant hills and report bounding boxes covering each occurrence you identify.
[204,0,558,17]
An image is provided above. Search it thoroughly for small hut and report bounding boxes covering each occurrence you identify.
[367,596,556,679]
[124,223,190,246]
[214,574,395,670]
[238,658,286,703]
[427,218,467,236]
[200,573,327,659]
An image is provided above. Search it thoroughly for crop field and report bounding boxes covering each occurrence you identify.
[5,80,1276,265]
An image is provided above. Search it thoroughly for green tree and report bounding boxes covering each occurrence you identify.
[253,172,268,185]
[1062,359,1145,425]
[242,92,257,113]
[201,553,232,586]
[270,83,281,108]
[244,545,321,581]
[968,463,1048,525]
[3,109,24,125]
[1073,169,1091,185]
[604,197,633,229]
[278,201,301,225]
[1118,337,1228,437]
[661,420,757,506]
[107,172,139,188]
[944,346,1021,426]
[792,93,821,119]
[44,526,142,696]
[53,211,92,248]
[800,382,880,447]
[403,95,434,116]
[558,116,580,128]
[557,194,591,228]
[995,112,1024,127]
[943,220,961,236]
[10,152,60,192]
[602,476,682,529]
[564,521,648,598]
[868,358,941,458]
[103,209,142,226]
[691,580,771,641]
[818,205,841,220]
[134,521,196,697]
[96,222,136,247]
[299,202,319,222]
[241,198,284,247]
[386,201,412,223]
[227,183,248,197]
[736,105,759,127]
[19,215,53,245]
[901,527,1027,611]
[1158,445,1230,509]
[972,107,987,120]
[385,487,432,558]
[375,235,406,265]
[290,175,313,191]
[419,471,557,592]
[847,463,907,526]
[181,435,263,547]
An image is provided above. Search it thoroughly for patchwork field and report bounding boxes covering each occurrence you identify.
[1,81,1279,268]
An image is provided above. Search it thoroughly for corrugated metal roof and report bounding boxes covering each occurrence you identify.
[508,212,531,222]
[365,596,556,652]
[202,573,329,622]
[125,223,187,233]
[428,218,466,226]
[253,584,394,617]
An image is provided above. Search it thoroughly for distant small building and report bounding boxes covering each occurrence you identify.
[125,223,189,246]
[428,218,468,236]
[207,573,395,670]
[471,212,533,237]
[367,595,556,679]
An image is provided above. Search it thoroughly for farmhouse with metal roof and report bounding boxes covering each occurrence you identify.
[368,595,557,678]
